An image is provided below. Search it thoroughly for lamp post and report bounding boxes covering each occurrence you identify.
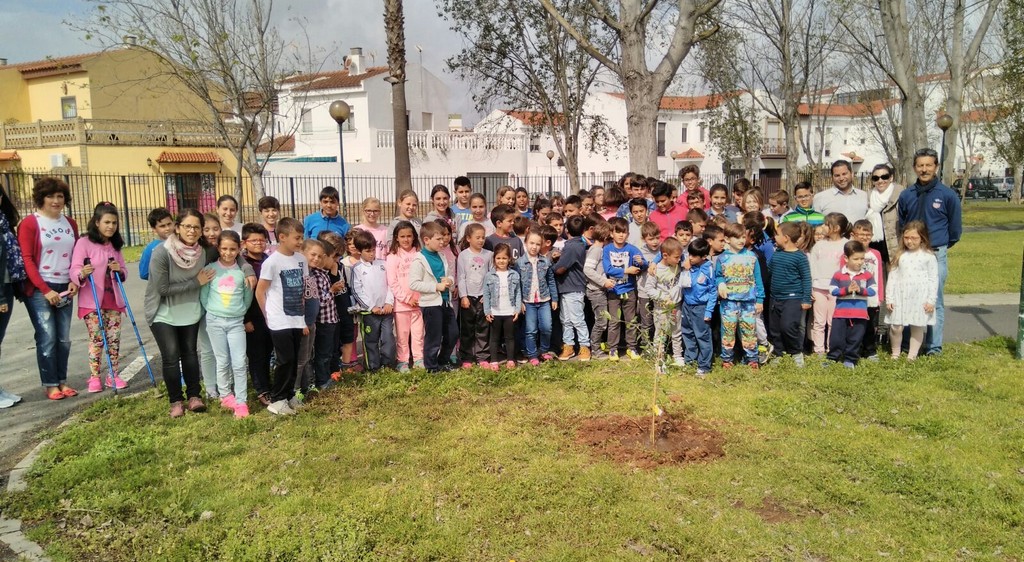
[329,100,352,215]
[546,150,555,198]
[936,113,954,181]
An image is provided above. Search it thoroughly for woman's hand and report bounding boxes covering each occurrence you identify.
[461,297,470,309]
[197,268,215,286]
[887,302,895,312]
[485,314,493,323]
[244,321,254,333]
[44,290,61,305]
[245,275,257,290]
[924,303,935,313]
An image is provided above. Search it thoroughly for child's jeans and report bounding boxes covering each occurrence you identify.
[395,309,424,363]
[268,328,303,402]
[421,305,457,371]
[606,290,638,353]
[197,316,218,398]
[720,299,757,364]
[769,299,805,356]
[586,287,609,352]
[680,302,713,371]
[362,312,397,371]
[205,313,247,400]
[524,301,552,358]
[84,309,121,380]
[828,317,866,364]
[313,320,337,387]
[559,292,590,348]
[811,288,836,354]
[653,307,682,361]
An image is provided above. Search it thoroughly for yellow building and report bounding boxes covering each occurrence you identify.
[0,46,248,235]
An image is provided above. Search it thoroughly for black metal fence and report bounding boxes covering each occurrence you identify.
[1,169,871,246]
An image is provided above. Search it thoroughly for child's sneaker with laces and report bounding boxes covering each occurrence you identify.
[608,351,619,362]
[105,375,128,390]
[488,362,500,371]
[397,362,410,373]
[557,345,576,361]
[462,362,473,369]
[505,360,515,369]
[413,360,424,370]
[577,347,591,362]
[87,377,102,393]
[673,357,686,367]
[794,353,806,368]
[529,358,540,366]
[233,403,249,418]
[220,394,237,409]
[541,352,554,362]
[695,369,709,379]
[626,350,641,361]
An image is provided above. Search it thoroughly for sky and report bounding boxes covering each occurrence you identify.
[0,0,481,122]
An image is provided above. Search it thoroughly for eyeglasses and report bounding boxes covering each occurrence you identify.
[364,209,381,213]
[871,174,892,181]
[179,224,201,231]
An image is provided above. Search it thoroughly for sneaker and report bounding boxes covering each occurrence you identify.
[220,395,237,410]
[287,397,303,411]
[505,360,515,369]
[186,396,207,412]
[105,375,128,390]
[695,369,709,379]
[257,392,273,406]
[233,403,249,418]
[577,347,591,362]
[413,360,424,370]
[87,377,103,393]
[673,357,686,367]
[0,389,22,404]
[529,358,540,366]
[266,400,289,415]
[541,353,554,362]
[749,362,760,371]
[488,362,500,371]
[722,361,734,369]
[479,361,490,369]
[626,350,641,361]
[608,351,619,362]
[866,354,879,362]
[757,343,774,364]
[0,397,15,409]
[794,354,806,368]
[169,401,185,418]
[843,361,856,369]
[557,345,576,361]
[398,362,410,373]
[462,362,473,369]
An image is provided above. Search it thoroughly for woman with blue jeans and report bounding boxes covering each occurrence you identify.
[17,177,79,400]
[0,184,28,407]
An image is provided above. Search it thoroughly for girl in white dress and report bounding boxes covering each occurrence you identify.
[885,221,938,360]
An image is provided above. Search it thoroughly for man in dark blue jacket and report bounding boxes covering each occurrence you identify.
[896,147,962,356]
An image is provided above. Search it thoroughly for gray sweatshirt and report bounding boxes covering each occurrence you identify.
[144,244,205,326]
[584,242,609,291]
[457,248,492,298]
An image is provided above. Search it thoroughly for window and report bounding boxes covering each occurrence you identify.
[300,109,313,133]
[342,110,356,132]
[657,122,666,157]
[699,123,706,143]
[61,96,77,119]
[681,126,688,143]
[529,135,540,152]
[422,112,433,130]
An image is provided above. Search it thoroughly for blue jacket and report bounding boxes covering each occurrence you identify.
[483,269,522,315]
[303,212,351,239]
[515,254,558,303]
[602,242,647,295]
[682,261,718,319]
[714,248,765,303]
[896,178,962,248]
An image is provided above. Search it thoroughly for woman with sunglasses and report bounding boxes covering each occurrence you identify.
[866,163,904,267]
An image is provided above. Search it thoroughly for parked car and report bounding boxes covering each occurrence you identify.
[952,177,1005,199]
[992,178,1012,197]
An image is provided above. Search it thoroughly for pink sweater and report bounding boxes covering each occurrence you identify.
[809,238,848,290]
[386,248,421,312]
[69,238,128,319]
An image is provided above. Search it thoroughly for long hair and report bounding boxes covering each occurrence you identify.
[388,220,421,255]
[0,183,18,234]
[891,220,932,268]
[86,202,125,250]
[430,184,454,221]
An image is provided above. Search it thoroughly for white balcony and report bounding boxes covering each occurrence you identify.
[376,129,526,152]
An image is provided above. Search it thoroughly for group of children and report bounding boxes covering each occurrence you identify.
[67,172,936,417]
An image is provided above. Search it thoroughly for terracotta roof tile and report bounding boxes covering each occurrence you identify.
[672,148,704,160]
[156,151,223,164]
[12,51,100,74]
[255,135,295,154]
[797,100,898,117]
[502,110,565,126]
[0,150,21,161]
[607,92,736,111]
[283,67,390,92]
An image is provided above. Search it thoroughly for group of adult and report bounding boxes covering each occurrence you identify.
[809,148,961,355]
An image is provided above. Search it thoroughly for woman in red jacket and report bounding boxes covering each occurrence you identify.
[17,177,79,400]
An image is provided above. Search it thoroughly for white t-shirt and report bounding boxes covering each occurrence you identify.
[35,213,76,284]
[491,270,516,317]
[260,250,309,330]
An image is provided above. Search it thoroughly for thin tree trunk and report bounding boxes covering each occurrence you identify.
[385,0,412,198]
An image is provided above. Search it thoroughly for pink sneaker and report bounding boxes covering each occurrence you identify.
[220,394,237,409]
[105,375,127,390]
[488,362,500,372]
[529,358,540,366]
[87,377,102,393]
[461,362,473,369]
[233,403,249,418]
[479,361,489,369]
[541,353,554,362]
[505,360,515,369]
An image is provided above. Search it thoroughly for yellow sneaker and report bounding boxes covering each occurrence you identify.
[577,346,591,362]
[557,344,576,361]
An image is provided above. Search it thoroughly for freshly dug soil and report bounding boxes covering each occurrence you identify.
[575,413,725,469]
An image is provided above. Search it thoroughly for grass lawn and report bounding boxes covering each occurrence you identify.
[3,339,1024,561]
[947,230,1024,294]
[962,200,1024,228]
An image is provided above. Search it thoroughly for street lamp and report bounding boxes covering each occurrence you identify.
[936,113,954,180]
[546,150,555,198]
[329,100,352,215]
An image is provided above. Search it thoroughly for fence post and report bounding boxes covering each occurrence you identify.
[120,175,132,246]
[289,177,297,218]
[1017,245,1024,360]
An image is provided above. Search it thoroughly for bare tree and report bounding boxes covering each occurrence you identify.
[384,0,412,197]
[441,0,620,194]
[979,4,1024,203]
[73,0,318,201]
[539,0,722,176]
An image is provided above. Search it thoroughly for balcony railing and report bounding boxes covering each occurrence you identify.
[761,137,786,157]
[0,118,245,150]
[376,129,526,152]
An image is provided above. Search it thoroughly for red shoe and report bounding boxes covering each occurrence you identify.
[749,362,760,371]
[45,387,65,400]
[722,362,734,369]
[505,361,515,369]
[59,384,78,397]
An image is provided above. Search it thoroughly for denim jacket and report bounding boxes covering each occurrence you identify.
[483,269,522,315]
[515,254,558,304]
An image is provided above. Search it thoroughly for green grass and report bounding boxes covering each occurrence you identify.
[4,340,1024,561]
[962,200,1024,228]
[121,245,143,263]
[947,230,1024,294]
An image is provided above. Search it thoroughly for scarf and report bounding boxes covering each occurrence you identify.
[163,233,202,270]
[421,248,449,305]
[867,184,894,242]
[0,212,27,283]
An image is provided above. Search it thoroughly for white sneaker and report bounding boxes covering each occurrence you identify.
[267,400,295,416]
[0,389,21,403]
[673,357,686,367]
[0,397,15,409]
[287,397,303,411]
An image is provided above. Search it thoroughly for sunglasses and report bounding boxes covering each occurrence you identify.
[871,174,892,181]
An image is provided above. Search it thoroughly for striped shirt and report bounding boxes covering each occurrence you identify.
[829,267,876,320]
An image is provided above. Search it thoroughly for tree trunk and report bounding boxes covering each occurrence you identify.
[234,147,245,203]
[878,0,927,183]
[1013,163,1023,205]
[385,0,412,199]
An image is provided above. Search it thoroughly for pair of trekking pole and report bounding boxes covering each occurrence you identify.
[82,258,157,395]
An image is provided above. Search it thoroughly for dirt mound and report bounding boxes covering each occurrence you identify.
[575,413,725,469]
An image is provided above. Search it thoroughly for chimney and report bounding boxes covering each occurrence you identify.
[124,35,138,47]
[348,47,363,75]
